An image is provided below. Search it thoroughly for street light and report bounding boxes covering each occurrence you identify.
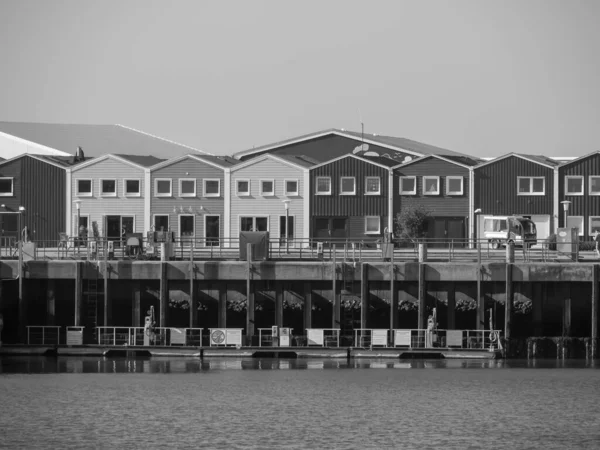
[560,201,571,228]
[74,200,82,255]
[473,208,482,249]
[282,200,291,254]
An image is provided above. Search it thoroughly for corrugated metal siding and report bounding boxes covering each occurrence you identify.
[239,134,410,163]
[393,159,469,217]
[474,157,554,216]
[559,153,600,234]
[72,159,145,236]
[151,158,226,240]
[21,157,66,244]
[0,158,22,212]
[348,215,389,239]
[230,158,305,241]
[310,158,389,216]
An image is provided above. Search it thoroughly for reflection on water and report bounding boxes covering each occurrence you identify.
[2,357,600,449]
[1,356,600,374]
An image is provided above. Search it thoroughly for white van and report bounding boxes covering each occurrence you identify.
[482,216,537,249]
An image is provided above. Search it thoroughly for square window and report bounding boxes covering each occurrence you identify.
[518,178,531,193]
[365,177,380,195]
[0,177,14,196]
[365,216,380,234]
[566,176,584,195]
[125,179,140,196]
[518,177,545,195]
[589,176,600,195]
[340,177,356,195]
[590,216,600,235]
[423,176,440,195]
[101,179,117,196]
[446,176,463,195]
[285,180,298,196]
[261,180,274,196]
[399,176,416,195]
[316,177,331,195]
[179,179,196,197]
[76,179,92,197]
[237,180,250,196]
[532,178,544,193]
[204,179,220,197]
[155,179,172,197]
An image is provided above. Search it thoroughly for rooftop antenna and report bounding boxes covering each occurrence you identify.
[359,109,365,151]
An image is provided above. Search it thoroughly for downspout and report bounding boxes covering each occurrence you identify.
[388,169,393,236]
[553,166,559,233]
[224,168,231,248]
[469,167,475,249]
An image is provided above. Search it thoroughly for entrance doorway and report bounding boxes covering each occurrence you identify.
[105,215,134,245]
[205,215,220,246]
[179,214,195,247]
[427,217,466,247]
[313,217,347,246]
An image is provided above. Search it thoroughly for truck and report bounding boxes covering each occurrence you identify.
[482,215,537,249]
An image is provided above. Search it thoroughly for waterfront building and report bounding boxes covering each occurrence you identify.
[228,153,315,247]
[392,154,480,246]
[557,151,600,238]
[474,153,559,241]
[149,154,238,246]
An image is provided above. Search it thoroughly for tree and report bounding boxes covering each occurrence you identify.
[393,205,431,244]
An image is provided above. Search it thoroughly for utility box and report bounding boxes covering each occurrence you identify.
[239,232,270,261]
[21,242,36,261]
[556,227,579,261]
[279,327,291,347]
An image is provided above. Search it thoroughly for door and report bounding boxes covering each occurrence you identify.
[447,218,465,247]
[427,217,465,248]
[179,215,194,247]
[105,216,121,242]
[279,215,295,248]
[205,215,220,246]
[0,213,18,244]
[313,217,347,246]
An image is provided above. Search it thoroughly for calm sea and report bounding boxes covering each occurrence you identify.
[1,357,599,450]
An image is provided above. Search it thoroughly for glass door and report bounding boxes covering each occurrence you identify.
[179,215,195,247]
[205,215,220,247]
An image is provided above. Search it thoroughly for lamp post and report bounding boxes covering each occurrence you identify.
[282,200,290,254]
[560,201,571,228]
[474,208,482,250]
[74,200,81,255]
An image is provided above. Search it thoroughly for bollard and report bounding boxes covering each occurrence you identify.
[418,243,427,262]
[506,242,515,263]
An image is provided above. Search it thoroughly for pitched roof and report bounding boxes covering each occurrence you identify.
[475,153,559,170]
[0,122,211,159]
[195,155,240,168]
[276,154,320,168]
[115,154,165,167]
[516,153,560,167]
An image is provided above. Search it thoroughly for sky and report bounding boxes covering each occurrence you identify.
[1,0,599,158]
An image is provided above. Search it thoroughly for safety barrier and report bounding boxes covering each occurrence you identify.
[208,328,244,347]
[26,326,61,345]
[306,328,341,347]
[393,329,503,350]
[258,327,294,347]
[95,327,204,346]
[353,329,389,348]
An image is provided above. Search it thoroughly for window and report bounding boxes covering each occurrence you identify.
[590,217,600,236]
[279,215,295,241]
[284,179,298,196]
[154,179,172,197]
[399,176,416,195]
[316,177,331,195]
[566,216,584,236]
[423,176,440,195]
[260,179,274,196]
[179,179,196,197]
[203,179,220,197]
[446,176,463,195]
[517,177,545,195]
[589,176,600,196]
[565,176,584,195]
[240,216,268,232]
[340,177,356,195]
[100,179,117,197]
[365,177,380,195]
[124,179,140,197]
[154,215,169,232]
[365,216,380,234]
[76,179,92,197]
[0,177,14,196]
[237,179,250,196]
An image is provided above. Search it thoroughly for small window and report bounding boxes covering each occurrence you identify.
[203,179,220,197]
[237,179,250,196]
[124,179,140,197]
[423,176,440,195]
[589,176,600,196]
[76,179,92,197]
[518,177,545,195]
[284,179,298,196]
[101,179,117,197]
[446,176,463,195]
[566,216,584,236]
[340,177,356,195]
[316,177,331,195]
[565,176,584,195]
[365,216,380,234]
[365,177,380,195]
[590,216,600,235]
[155,179,172,197]
[179,179,196,197]
[260,180,274,196]
[399,176,416,195]
[0,177,14,196]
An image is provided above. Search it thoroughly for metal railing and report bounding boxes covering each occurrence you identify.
[26,326,61,345]
[393,329,503,351]
[95,327,204,346]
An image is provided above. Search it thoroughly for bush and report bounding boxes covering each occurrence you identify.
[546,233,557,251]
[579,240,597,251]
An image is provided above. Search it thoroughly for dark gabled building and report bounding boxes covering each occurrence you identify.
[474,153,559,242]
[558,150,600,239]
